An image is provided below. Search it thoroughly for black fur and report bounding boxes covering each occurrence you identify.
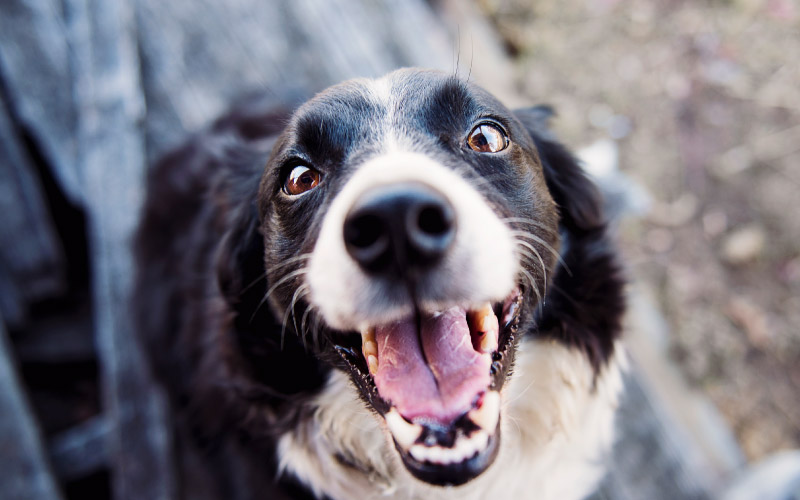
[133,70,624,499]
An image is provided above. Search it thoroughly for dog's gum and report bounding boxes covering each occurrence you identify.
[467,391,500,434]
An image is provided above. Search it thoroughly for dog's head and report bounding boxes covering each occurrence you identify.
[245,69,597,486]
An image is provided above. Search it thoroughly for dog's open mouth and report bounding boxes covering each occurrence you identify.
[334,288,523,486]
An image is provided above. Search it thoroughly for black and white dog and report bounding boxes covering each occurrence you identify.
[134,68,625,500]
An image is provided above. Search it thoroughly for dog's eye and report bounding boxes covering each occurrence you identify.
[467,123,509,153]
[284,165,321,196]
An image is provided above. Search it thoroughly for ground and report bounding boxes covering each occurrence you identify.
[478,0,800,460]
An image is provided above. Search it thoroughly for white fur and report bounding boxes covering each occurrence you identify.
[278,340,626,500]
[306,151,517,331]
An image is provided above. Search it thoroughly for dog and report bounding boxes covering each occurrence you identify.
[134,68,626,500]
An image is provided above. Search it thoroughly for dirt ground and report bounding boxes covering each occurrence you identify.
[478,0,800,460]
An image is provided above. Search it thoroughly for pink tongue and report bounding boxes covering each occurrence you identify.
[374,307,492,424]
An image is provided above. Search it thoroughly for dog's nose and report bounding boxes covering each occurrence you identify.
[343,183,456,275]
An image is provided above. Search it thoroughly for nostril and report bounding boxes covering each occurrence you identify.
[345,213,384,249]
[416,203,453,237]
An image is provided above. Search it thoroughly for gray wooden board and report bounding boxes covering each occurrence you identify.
[0,0,82,204]
[68,0,177,497]
[0,319,64,500]
[0,93,66,326]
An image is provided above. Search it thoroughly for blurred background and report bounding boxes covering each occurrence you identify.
[0,0,797,499]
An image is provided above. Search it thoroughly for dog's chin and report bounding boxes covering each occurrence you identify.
[330,287,524,487]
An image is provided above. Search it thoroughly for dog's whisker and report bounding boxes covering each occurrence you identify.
[240,272,268,295]
[281,284,309,350]
[510,230,572,277]
[501,216,559,235]
[265,253,312,275]
[519,267,543,308]
[515,239,548,299]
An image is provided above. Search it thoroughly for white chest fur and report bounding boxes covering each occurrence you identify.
[278,339,626,500]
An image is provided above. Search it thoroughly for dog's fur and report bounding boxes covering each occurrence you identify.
[134,69,625,500]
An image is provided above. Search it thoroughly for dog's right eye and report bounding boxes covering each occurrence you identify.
[467,122,509,153]
[283,165,321,196]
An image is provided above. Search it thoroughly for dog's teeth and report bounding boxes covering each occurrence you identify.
[361,327,378,369]
[479,328,498,353]
[385,409,423,449]
[363,340,377,358]
[469,303,499,353]
[468,391,501,434]
[367,354,378,375]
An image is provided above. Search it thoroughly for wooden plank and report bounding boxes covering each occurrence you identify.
[0,94,66,327]
[0,0,82,204]
[0,318,64,500]
[49,415,110,481]
[66,0,177,498]
[134,0,454,161]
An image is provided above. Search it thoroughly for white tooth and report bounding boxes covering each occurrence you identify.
[385,409,423,449]
[470,303,499,353]
[427,446,444,463]
[454,434,472,461]
[361,327,376,353]
[472,430,489,453]
[363,339,378,358]
[409,444,426,462]
[479,328,498,353]
[468,391,501,434]
[367,354,378,375]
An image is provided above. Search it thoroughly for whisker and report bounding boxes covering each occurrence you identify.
[501,217,558,235]
[265,253,312,275]
[519,267,543,308]
[281,284,309,350]
[250,268,308,324]
[515,239,548,298]
[510,231,572,277]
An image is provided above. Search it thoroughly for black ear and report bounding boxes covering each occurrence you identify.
[514,106,605,232]
[216,200,268,329]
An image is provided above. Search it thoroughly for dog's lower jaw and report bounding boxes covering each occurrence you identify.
[277,340,627,500]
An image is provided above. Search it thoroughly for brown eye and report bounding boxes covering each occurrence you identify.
[467,123,509,153]
[284,165,321,196]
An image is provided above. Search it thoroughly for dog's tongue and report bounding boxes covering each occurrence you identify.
[374,307,492,424]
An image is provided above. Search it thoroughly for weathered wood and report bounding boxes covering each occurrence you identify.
[0,318,64,500]
[0,94,66,327]
[0,0,82,204]
[67,0,177,497]
[12,301,94,363]
[49,415,110,482]
[134,0,454,162]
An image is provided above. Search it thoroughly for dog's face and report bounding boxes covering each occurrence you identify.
[257,69,561,486]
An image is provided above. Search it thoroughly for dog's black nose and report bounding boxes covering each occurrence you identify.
[343,183,456,275]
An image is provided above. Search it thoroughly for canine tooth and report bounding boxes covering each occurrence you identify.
[361,327,378,367]
[469,303,499,353]
[479,328,498,353]
[367,354,379,375]
[468,391,500,434]
[385,409,423,449]
[363,340,377,358]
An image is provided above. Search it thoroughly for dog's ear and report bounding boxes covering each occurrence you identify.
[216,200,268,327]
[514,106,604,232]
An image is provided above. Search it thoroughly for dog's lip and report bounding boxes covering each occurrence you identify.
[332,287,524,484]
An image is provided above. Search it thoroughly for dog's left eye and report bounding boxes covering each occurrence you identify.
[467,122,509,153]
[284,165,321,196]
